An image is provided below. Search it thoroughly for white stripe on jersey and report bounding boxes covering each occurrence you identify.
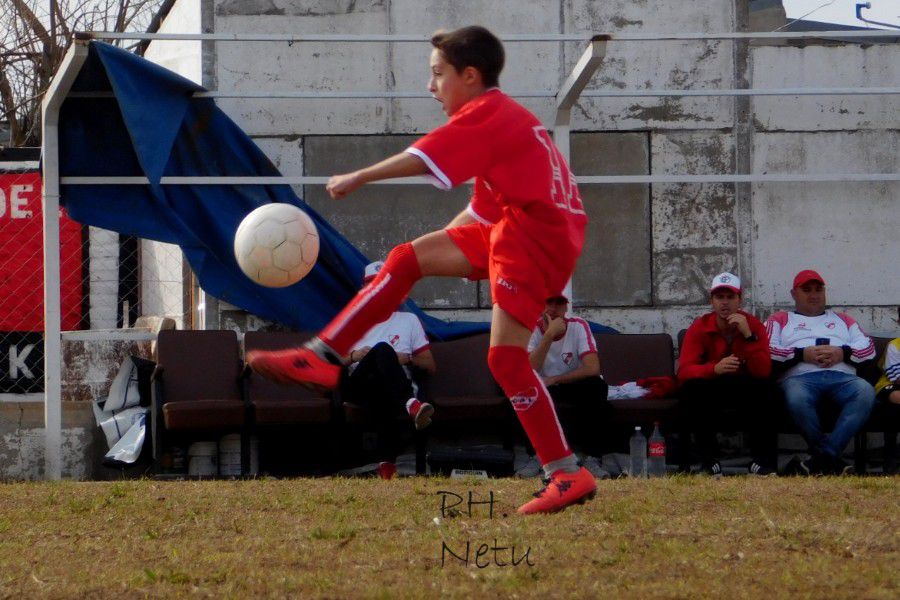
[772,310,874,380]
[405,147,451,190]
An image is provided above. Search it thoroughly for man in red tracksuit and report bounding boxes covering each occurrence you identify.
[677,272,778,476]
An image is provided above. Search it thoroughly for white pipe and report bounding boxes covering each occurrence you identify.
[67,86,900,99]
[554,40,609,307]
[61,330,157,342]
[83,30,899,42]
[41,41,90,480]
[60,173,900,186]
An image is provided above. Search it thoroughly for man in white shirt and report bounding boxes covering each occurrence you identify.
[766,269,876,474]
[343,261,437,430]
[527,295,609,458]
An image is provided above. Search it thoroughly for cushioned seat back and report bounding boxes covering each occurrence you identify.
[873,336,891,359]
[859,336,894,384]
[423,333,501,399]
[244,331,321,401]
[157,330,241,402]
[594,333,675,384]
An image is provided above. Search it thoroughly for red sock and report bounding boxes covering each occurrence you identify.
[320,242,422,356]
[487,345,570,465]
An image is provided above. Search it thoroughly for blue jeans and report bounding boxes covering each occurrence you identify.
[781,370,875,458]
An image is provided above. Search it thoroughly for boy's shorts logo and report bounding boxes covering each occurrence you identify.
[510,387,538,411]
[496,277,517,293]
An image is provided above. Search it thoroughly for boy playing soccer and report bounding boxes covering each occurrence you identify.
[248,25,596,513]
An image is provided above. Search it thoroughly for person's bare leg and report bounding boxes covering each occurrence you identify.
[412,230,473,278]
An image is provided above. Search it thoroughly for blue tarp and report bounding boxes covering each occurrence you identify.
[59,42,615,339]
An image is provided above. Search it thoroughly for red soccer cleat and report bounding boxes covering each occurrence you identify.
[246,346,340,390]
[517,466,597,515]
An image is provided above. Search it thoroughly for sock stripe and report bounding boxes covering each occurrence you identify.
[532,368,569,454]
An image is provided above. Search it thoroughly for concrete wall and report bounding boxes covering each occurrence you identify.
[144,1,899,333]
[142,0,204,85]
[172,0,897,338]
[140,0,204,329]
[0,338,152,480]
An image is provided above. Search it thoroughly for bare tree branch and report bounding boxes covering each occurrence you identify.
[2,0,164,146]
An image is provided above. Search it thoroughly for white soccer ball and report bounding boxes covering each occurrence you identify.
[234,203,319,288]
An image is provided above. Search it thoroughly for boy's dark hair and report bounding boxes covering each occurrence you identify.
[430,26,504,88]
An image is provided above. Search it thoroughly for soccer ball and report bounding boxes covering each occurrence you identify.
[234,203,319,288]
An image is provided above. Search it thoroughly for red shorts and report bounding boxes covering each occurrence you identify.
[446,216,580,328]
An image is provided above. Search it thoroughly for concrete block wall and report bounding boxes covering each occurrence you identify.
[0,339,152,480]
[87,227,121,329]
[144,0,899,338]
[750,42,900,329]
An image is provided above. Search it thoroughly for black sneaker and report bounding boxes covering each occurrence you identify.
[702,461,723,477]
[802,454,854,476]
[748,461,776,476]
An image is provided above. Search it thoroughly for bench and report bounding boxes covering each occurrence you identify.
[673,330,899,472]
[594,332,678,428]
[149,328,897,476]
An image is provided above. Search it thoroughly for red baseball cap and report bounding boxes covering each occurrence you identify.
[793,269,825,288]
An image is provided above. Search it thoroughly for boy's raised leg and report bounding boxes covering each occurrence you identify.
[248,231,470,388]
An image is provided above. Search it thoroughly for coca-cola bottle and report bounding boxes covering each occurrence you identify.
[648,421,666,478]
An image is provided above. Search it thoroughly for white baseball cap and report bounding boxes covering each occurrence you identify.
[710,272,741,294]
[363,260,384,282]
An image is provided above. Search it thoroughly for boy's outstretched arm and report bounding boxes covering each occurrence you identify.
[326,152,428,199]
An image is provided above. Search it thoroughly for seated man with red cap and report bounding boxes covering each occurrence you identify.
[343,261,437,431]
[677,272,778,476]
[528,295,610,461]
[765,269,876,475]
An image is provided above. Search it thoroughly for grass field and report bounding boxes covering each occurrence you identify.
[0,476,897,598]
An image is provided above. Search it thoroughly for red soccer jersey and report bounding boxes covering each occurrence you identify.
[406,89,586,252]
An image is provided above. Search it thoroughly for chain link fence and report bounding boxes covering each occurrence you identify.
[0,165,190,403]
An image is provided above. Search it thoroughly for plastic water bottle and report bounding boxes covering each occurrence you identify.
[648,421,666,478]
[629,426,647,478]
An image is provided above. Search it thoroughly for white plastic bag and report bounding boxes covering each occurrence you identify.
[98,406,147,449]
[607,381,650,400]
[102,356,142,412]
[104,413,147,466]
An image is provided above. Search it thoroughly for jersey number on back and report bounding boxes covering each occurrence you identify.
[532,126,585,216]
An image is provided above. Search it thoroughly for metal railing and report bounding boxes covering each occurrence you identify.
[39,28,899,479]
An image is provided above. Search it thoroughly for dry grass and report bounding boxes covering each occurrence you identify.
[0,475,897,599]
